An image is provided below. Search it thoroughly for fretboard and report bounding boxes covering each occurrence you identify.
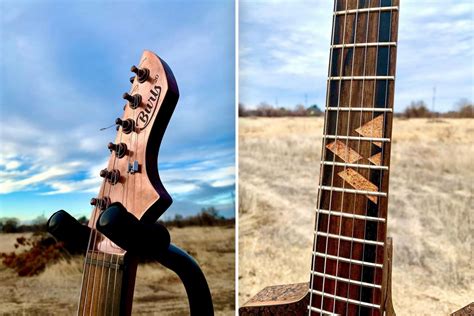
[309,0,399,315]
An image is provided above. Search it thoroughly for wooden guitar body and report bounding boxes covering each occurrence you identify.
[240,238,395,316]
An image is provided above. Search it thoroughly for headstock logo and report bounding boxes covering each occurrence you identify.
[136,80,161,129]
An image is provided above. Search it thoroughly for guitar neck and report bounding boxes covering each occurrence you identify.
[309,0,399,315]
[78,250,137,316]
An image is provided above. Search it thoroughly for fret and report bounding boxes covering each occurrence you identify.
[315,231,384,246]
[316,209,386,223]
[321,161,389,170]
[318,185,387,197]
[307,305,337,315]
[324,135,390,142]
[310,290,381,309]
[334,6,398,16]
[311,271,382,289]
[313,251,383,269]
[331,42,397,49]
[79,251,126,315]
[325,107,392,112]
[85,255,124,270]
[328,76,394,80]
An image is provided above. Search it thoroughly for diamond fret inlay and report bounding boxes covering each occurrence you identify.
[325,115,388,202]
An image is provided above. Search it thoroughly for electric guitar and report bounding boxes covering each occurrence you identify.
[48,51,214,315]
[240,0,399,315]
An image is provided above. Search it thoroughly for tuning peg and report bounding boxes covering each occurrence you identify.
[108,142,128,158]
[106,170,120,185]
[115,117,135,134]
[122,92,142,109]
[130,65,150,83]
[99,168,108,178]
[129,76,135,84]
[90,197,110,211]
[99,169,121,185]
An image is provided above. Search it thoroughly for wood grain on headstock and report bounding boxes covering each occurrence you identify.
[90,50,179,252]
[78,51,178,315]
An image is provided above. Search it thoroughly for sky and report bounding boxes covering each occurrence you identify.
[0,0,235,221]
[240,0,474,112]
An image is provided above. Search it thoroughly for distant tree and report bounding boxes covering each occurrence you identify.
[294,104,308,116]
[239,103,248,117]
[1,218,19,233]
[307,104,323,116]
[455,98,473,118]
[77,216,89,225]
[32,214,47,226]
[404,100,432,118]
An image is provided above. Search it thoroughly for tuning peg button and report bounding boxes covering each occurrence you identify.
[122,92,142,109]
[108,142,128,158]
[99,168,108,178]
[129,76,135,84]
[90,197,110,211]
[130,65,150,83]
[115,118,135,134]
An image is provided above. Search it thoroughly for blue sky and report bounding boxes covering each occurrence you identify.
[240,0,473,112]
[0,0,235,221]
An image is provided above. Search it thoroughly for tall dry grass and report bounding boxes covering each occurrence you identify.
[238,117,473,315]
[0,226,235,315]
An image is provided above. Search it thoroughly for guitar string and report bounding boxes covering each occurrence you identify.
[109,70,144,313]
[345,0,372,312]
[308,0,339,313]
[369,1,395,312]
[357,1,385,314]
[89,124,121,315]
[108,84,138,315]
[77,181,106,315]
[332,0,361,314]
[80,173,109,315]
[319,0,350,312]
[101,122,124,315]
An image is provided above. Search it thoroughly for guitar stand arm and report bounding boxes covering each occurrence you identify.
[154,244,214,316]
[47,206,214,316]
[97,203,214,316]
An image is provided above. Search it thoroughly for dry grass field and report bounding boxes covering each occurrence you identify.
[239,117,473,315]
[0,226,235,315]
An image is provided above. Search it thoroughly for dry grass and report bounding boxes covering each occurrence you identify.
[238,117,473,315]
[0,226,235,315]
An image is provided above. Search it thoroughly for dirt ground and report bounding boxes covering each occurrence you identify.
[0,226,235,315]
[238,117,473,315]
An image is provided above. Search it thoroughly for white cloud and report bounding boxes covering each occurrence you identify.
[240,0,473,111]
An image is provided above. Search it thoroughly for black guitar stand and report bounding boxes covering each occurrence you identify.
[47,206,214,316]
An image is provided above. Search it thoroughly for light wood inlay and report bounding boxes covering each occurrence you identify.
[369,152,382,166]
[338,168,378,203]
[326,140,363,163]
[356,114,384,147]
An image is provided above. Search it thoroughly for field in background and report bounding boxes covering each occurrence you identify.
[0,226,235,315]
[239,117,473,315]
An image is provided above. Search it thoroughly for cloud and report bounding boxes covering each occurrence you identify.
[239,0,473,111]
[0,0,235,219]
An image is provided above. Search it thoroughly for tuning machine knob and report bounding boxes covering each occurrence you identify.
[129,76,135,84]
[108,142,127,158]
[90,197,111,211]
[130,65,150,83]
[99,168,121,185]
[115,118,135,134]
[123,92,142,109]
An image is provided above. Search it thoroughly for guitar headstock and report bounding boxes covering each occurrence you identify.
[89,51,179,243]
